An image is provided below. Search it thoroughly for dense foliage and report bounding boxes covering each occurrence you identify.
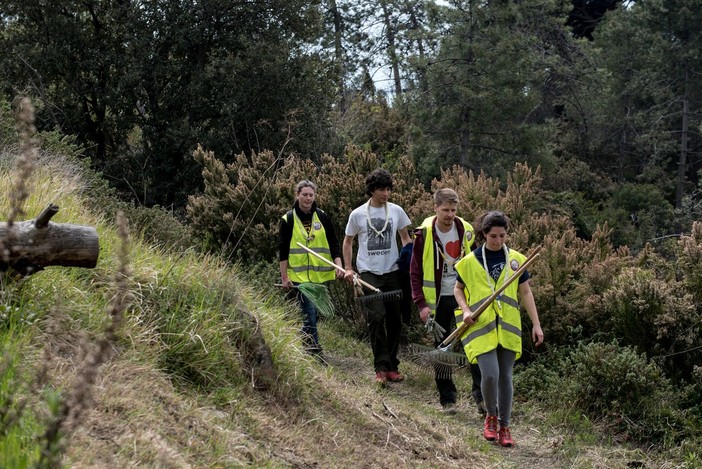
[1,0,701,239]
[0,0,334,207]
[2,0,702,456]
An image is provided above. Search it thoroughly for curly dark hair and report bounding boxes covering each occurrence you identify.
[474,211,511,245]
[365,169,393,196]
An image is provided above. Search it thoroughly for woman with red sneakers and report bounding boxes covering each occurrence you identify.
[453,211,544,447]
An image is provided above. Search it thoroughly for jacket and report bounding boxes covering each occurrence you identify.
[410,216,474,312]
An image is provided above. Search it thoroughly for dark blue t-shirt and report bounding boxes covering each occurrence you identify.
[456,246,529,285]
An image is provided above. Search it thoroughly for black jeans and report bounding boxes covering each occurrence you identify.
[434,295,458,405]
[360,270,403,373]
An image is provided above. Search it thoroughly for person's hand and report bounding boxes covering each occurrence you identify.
[281,277,293,289]
[462,308,475,326]
[419,306,431,324]
[343,268,356,283]
[425,316,446,342]
[532,324,544,347]
[335,267,344,279]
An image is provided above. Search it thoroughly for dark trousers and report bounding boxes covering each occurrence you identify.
[434,296,483,405]
[434,295,458,405]
[470,363,483,404]
[360,270,403,373]
[294,282,320,351]
[397,270,413,326]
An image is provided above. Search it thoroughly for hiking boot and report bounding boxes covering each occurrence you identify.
[441,402,457,415]
[306,347,326,363]
[483,415,498,441]
[476,400,486,416]
[375,371,387,387]
[498,427,514,447]
[313,352,329,366]
[386,370,404,382]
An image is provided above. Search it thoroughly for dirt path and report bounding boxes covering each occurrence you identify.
[302,345,565,469]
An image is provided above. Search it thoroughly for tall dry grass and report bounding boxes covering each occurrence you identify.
[1,98,133,468]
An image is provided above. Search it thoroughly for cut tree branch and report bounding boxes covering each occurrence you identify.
[1,204,99,275]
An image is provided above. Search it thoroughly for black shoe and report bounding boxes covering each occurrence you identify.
[314,352,328,366]
[476,400,487,416]
[306,347,327,365]
[441,402,458,415]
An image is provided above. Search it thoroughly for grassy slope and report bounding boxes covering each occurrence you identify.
[0,159,685,468]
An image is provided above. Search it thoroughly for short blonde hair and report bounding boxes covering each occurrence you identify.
[434,188,459,206]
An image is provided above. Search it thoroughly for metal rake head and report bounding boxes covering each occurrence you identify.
[406,343,467,380]
[354,288,403,305]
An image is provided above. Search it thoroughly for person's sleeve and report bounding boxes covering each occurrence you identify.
[344,211,358,236]
[399,207,412,229]
[409,229,428,309]
[519,270,530,284]
[456,271,465,285]
[320,211,341,260]
[279,217,292,262]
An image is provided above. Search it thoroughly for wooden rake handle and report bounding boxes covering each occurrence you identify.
[440,245,542,347]
[295,242,381,293]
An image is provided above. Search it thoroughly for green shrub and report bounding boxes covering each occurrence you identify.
[679,366,702,421]
[513,359,563,403]
[123,204,198,253]
[601,183,676,251]
[558,341,685,445]
[516,341,692,446]
[678,221,702,304]
[601,267,701,379]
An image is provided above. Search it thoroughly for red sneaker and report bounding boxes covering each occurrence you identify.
[498,427,514,447]
[386,370,404,382]
[375,371,387,387]
[483,415,498,441]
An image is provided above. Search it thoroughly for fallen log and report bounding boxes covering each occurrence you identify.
[1,204,99,275]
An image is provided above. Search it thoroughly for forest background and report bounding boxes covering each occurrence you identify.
[2,0,702,466]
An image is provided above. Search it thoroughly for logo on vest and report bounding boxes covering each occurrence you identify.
[510,259,520,271]
[314,222,322,230]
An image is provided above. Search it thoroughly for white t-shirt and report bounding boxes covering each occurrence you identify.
[435,224,460,296]
[345,201,411,274]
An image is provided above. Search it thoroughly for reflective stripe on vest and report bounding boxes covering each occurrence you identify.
[283,210,335,283]
[420,216,475,313]
[453,249,526,364]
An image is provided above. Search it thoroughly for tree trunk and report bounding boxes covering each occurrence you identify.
[380,0,402,97]
[328,0,347,112]
[676,64,690,209]
[0,204,99,275]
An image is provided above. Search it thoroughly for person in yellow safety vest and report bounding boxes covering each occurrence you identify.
[409,188,484,415]
[454,211,544,448]
[279,180,343,361]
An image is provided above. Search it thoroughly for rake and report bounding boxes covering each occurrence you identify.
[295,242,403,305]
[406,341,468,379]
[274,282,335,318]
[409,246,542,372]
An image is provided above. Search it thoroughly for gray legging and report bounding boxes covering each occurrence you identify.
[476,347,516,428]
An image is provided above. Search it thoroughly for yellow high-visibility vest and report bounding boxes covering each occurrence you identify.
[453,248,526,363]
[420,216,474,314]
[284,210,335,283]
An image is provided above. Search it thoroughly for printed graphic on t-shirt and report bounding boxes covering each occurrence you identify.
[366,218,394,252]
[489,262,505,282]
[444,240,461,258]
[442,261,457,278]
